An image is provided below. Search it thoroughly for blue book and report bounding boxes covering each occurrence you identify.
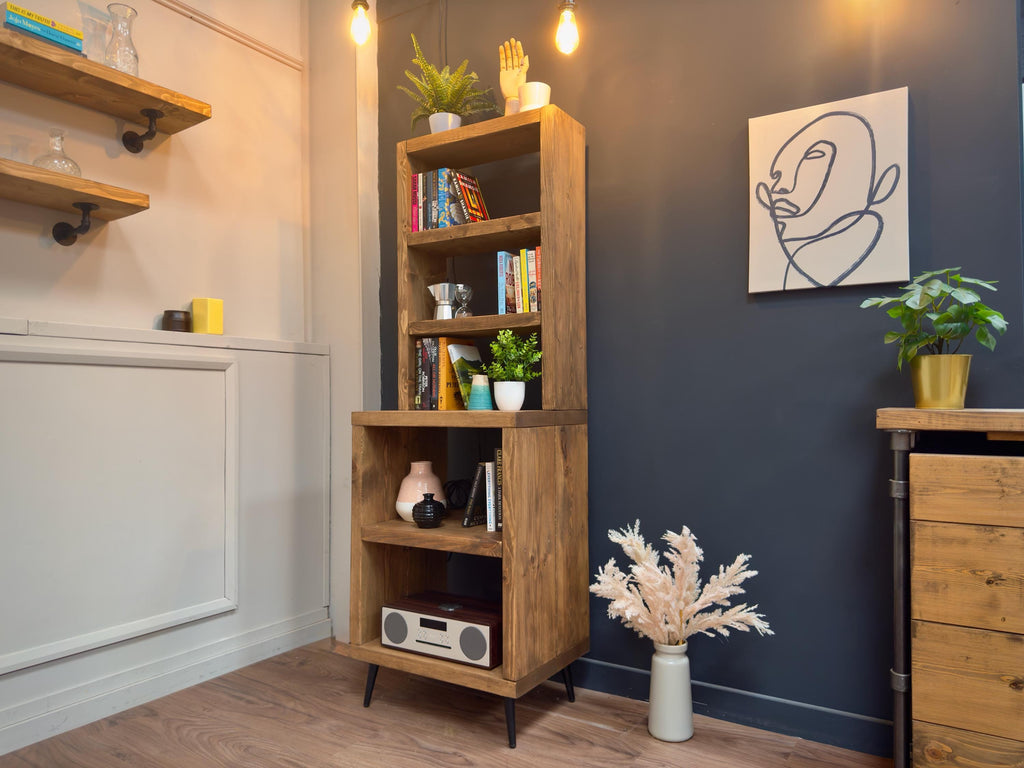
[497,251,515,315]
[4,9,83,52]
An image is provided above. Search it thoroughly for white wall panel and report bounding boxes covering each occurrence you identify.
[0,343,239,674]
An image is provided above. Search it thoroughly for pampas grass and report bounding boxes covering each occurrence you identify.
[590,520,773,646]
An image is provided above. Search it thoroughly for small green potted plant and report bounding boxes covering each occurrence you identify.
[485,329,542,411]
[397,34,495,133]
[860,267,1008,408]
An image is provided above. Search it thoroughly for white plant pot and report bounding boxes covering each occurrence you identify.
[493,381,526,411]
[428,112,462,133]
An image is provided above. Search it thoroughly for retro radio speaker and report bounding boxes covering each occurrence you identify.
[381,591,501,669]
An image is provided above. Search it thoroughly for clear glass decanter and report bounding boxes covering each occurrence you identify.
[33,129,82,177]
[104,3,138,76]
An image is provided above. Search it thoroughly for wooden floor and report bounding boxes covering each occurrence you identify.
[1,641,892,768]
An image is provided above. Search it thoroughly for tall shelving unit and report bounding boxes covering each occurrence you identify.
[333,105,588,746]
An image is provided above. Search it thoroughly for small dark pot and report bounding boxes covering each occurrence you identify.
[161,310,191,332]
[412,492,445,528]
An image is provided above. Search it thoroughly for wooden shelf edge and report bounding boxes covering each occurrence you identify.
[0,157,149,220]
[352,409,587,428]
[361,519,502,558]
[876,407,1024,433]
[407,213,540,253]
[409,312,540,338]
[0,27,211,134]
[330,637,589,699]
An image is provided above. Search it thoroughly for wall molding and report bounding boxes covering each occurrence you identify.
[0,610,330,755]
[150,0,303,71]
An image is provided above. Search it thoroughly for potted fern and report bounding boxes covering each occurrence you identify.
[860,267,1008,408]
[397,34,495,133]
[485,330,541,411]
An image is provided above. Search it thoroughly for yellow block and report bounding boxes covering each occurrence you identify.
[191,298,223,335]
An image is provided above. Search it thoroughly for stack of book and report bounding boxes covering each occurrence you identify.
[461,449,503,532]
[415,336,485,411]
[3,2,83,54]
[497,248,541,314]
[412,168,488,232]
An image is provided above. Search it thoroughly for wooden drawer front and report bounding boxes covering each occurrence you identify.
[913,720,1024,768]
[911,521,1024,633]
[912,621,1024,741]
[910,454,1024,527]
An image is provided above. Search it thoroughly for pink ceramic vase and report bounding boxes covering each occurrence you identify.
[396,460,446,522]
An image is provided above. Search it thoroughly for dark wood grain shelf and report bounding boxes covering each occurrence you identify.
[407,213,540,257]
[408,312,540,338]
[361,519,502,558]
[0,157,148,219]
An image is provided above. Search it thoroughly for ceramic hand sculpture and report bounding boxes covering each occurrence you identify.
[498,38,529,115]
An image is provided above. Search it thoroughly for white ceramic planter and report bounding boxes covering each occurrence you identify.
[428,112,462,133]
[493,381,526,411]
[648,641,694,742]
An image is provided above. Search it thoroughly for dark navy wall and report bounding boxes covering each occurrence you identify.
[374,0,1024,754]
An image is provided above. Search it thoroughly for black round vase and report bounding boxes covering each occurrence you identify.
[412,492,445,528]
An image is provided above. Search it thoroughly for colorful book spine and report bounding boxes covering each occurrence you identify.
[414,338,423,409]
[410,173,419,233]
[526,249,538,312]
[417,172,424,232]
[497,251,514,315]
[425,337,438,410]
[484,460,496,532]
[437,336,473,410]
[462,462,487,527]
[436,167,447,227]
[4,3,83,52]
[519,248,531,312]
[494,448,503,531]
[534,246,542,311]
[508,253,520,313]
[428,169,438,229]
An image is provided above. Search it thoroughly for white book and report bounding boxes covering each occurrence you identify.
[484,460,496,532]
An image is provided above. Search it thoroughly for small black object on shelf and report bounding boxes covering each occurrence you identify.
[161,309,191,332]
[52,202,98,246]
[412,492,445,528]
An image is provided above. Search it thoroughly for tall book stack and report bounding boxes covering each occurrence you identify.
[415,337,484,411]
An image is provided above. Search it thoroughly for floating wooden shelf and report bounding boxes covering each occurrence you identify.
[351,409,587,429]
[361,519,502,558]
[876,407,1024,433]
[408,312,540,338]
[404,109,545,169]
[0,27,211,133]
[0,157,148,220]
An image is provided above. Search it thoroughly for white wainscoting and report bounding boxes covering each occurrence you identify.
[0,343,240,675]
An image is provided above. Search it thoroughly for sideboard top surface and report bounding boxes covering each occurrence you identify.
[877,408,1024,433]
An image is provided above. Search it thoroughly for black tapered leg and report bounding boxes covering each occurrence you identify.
[504,697,516,748]
[560,665,576,702]
[363,664,379,707]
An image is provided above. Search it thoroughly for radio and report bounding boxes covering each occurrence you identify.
[381,591,501,669]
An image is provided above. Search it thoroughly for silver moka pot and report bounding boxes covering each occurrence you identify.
[428,283,457,320]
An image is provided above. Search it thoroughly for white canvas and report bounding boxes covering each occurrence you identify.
[748,87,909,293]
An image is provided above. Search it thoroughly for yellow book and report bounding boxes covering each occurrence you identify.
[519,248,531,312]
[4,3,83,39]
[437,336,473,410]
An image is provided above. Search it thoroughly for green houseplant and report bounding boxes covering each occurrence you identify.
[485,330,541,411]
[397,34,495,132]
[860,267,1008,408]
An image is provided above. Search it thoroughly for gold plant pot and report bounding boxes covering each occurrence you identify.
[910,354,971,409]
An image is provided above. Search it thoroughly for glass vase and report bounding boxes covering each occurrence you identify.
[33,129,81,177]
[104,3,139,76]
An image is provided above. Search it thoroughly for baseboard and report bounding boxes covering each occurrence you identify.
[0,610,331,756]
[570,656,892,757]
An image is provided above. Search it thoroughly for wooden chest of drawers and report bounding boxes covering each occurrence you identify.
[909,453,1024,766]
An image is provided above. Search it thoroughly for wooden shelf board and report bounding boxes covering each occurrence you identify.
[352,410,587,428]
[361,519,502,558]
[409,312,540,338]
[0,27,211,133]
[0,157,148,220]
[403,107,560,169]
[408,213,540,257]
[877,408,1024,433]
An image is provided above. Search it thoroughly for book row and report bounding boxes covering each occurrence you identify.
[415,336,485,411]
[3,2,84,53]
[497,248,541,314]
[411,168,489,232]
[460,451,503,532]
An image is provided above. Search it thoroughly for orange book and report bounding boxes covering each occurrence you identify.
[437,336,474,410]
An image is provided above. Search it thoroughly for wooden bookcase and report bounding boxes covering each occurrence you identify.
[334,106,588,740]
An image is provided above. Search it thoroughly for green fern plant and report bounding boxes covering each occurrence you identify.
[485,330,542,382]
[397,34,495,130]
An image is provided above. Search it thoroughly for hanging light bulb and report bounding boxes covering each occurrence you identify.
[555,0,579,54]
[351,0,371,46]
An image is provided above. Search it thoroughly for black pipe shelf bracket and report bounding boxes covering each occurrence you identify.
[53,202,99,246]
[123,108,165,153]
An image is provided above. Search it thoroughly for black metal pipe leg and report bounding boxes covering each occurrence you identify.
[561,665,576,702]
[363,663,379,708]
[504,697,516,748]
